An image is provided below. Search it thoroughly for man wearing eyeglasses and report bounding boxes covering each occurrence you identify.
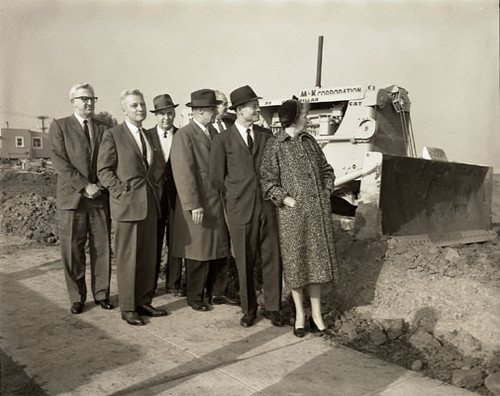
[50,82,113,315]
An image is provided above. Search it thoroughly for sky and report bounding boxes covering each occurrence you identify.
[1,0,499,170]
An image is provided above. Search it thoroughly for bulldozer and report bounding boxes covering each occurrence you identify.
[258,37,495,246]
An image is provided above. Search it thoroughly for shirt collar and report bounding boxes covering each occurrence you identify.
[157,125,173,136]
[193,118,207,132]
[125,119,140,134]
[74,113,89,125]
[235,121,252,134]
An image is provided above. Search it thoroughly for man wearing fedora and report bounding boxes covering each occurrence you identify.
[97,89,168,326]
[146,94,185,296]
[170,89,230,312]
[209,85,284,328]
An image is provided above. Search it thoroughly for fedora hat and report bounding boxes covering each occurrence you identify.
[149,94,179,113]
[229,85,262,110]
[186,89,221,108]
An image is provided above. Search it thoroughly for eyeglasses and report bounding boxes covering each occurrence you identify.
[74,96,98,103]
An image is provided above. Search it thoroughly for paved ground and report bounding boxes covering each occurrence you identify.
[0,235,477,395]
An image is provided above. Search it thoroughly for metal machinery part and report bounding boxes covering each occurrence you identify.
[259,84,495,246]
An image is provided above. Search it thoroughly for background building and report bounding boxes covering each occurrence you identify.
[0,128,51,160]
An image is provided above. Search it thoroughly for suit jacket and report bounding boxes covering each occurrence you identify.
[50,114,108,210]
[97,122,164,222]
[209,124,273,226]
[145,125,178,219]
[170,120,228,260]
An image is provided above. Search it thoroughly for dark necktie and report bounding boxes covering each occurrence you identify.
[217,120,224,132]
[138,129,149,168]
[83,120,91,147]
[246,128,253,151]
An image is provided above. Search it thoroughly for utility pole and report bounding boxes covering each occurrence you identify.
[37,115,49,133]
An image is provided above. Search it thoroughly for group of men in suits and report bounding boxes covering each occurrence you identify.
[50,83,284,328]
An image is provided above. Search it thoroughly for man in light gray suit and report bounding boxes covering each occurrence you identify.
[97,89,167,326]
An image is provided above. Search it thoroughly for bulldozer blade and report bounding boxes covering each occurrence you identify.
[354,152,495,246]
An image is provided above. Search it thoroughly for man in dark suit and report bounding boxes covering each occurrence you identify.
[50,82,113,315]
[209,85,284,328]
[170,89,231,312]
[211,90,235,133]
[97,89,167,326]
[146,94,184,296]
[206,90,239,306]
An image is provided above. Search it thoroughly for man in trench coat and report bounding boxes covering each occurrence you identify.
[170,89,230,312]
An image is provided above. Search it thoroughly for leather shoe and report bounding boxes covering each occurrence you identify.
[188,301,210,312]
[264,310,285,327]
[94,299,113,310]
[70,302,84,314]
[212,295,240,306]
[293,328,306,338]
[240,314,256,328]
[137,304,168,317]
[166,287,186,297]
[121,311,145,326]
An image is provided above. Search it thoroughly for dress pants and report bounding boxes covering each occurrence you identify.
[206,258,230,297]
[228,197,282,316]
[114,187,158,311]
[158,211,183,291]
[185,259,210,303]
[58,199,111,304]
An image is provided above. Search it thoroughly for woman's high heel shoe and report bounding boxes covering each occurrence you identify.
[309,316,335,337]
[293,327,306,338]
[308,316,319,333]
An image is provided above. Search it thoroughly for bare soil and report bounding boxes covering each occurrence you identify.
[1,166,499,395]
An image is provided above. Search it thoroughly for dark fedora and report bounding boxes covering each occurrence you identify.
[149,94,179,113]
[229,85,262,110]
[186,89,221,108]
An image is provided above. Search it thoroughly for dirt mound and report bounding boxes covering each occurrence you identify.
[0,168,56,198]
[322,230,500,395]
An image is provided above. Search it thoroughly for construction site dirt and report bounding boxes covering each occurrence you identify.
[1,165,499,395]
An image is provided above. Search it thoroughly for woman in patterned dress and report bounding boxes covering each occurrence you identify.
[260,99,339,338]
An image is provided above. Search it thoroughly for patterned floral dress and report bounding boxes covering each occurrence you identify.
[260,129,339,289]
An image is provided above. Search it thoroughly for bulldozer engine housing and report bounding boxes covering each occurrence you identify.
[259,85,495,246]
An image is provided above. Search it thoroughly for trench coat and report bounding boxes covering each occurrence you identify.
[170,120,229,261]
[260,129,339,289]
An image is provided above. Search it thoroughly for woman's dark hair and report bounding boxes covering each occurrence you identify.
[278,99,303,129]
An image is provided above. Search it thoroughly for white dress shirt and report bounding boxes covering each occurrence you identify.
[74,112,93,142]
[212,119,227,133]
[234,121,254,147]
[125,120,152,165]
[156,126,173,162]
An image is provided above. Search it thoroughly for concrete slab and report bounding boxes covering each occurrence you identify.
[0,236,477,395]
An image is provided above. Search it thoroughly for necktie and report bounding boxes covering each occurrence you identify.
[246,128,253,151]
[138,129,149,168]
[204,128,212,141]
[83,120,91,146]
[217,120,224,133]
